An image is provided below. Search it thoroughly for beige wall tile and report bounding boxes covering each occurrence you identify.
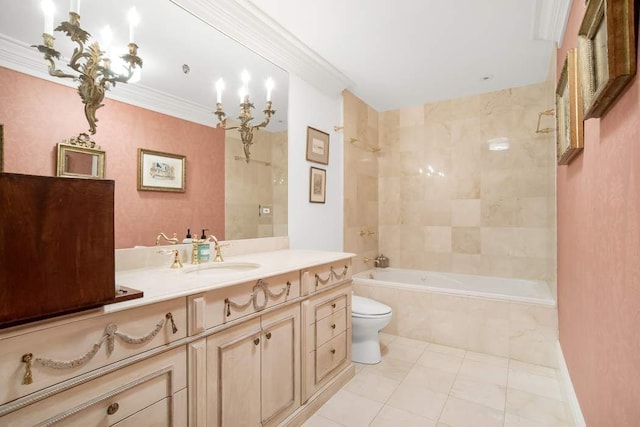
[425,226,452,253]
[347,83,556,286]
[451,254,483,275]
[451,199,481,227]
[452,227,480,254]
[399,105,425,128]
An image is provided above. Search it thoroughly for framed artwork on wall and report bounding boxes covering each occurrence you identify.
[578,0,636,119]
[556,48,584,165]
[137,148,186,192]
[306,126,330,165]
[309,167,326,203]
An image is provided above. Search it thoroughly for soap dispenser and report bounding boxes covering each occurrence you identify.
[183,228,193,244]
[197,229,210,262]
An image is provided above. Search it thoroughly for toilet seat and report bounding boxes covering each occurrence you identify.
[352,295,392,317]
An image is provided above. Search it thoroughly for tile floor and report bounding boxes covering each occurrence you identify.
[304,333,572,427]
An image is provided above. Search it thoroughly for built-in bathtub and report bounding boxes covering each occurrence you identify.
[352,268,559,367]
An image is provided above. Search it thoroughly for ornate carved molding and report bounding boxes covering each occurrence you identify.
[21,313,177,384]
[170,0,354,95]
[225,280,292,316]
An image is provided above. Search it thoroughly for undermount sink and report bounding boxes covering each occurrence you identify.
[183,262,260,276]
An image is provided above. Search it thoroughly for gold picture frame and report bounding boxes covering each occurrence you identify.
[556,48,584,165]
[306,127,330,165]
[56,142,106,179]
[578,0,636,118]
[137,148,186,192]
[309,167,326,203]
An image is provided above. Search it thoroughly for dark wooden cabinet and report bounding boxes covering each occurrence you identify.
[0,173,115,328]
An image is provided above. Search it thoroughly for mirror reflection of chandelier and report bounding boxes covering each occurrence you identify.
[214,70,276,162]
[34,0,143,143]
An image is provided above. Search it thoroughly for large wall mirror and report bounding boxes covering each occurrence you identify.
[0,0,288,247]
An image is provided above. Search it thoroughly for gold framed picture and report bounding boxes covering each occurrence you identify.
[137,148,186,192]
[578,0,636,118]
[309,167,326,203]
[556,48,584,165]
[306,127,330,165]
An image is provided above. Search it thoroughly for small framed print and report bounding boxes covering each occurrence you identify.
[578,0,636,118]
[309,167,326,203]
[556,48,584,165]
[306,126,330,165]
[137,148,186,192]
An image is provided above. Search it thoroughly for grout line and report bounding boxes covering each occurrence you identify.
[503,357,511,427]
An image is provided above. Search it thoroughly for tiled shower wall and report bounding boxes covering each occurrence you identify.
[377,83,556,281]
[343,91,380,273]
[225,130,288,239]
[342,84,556,282]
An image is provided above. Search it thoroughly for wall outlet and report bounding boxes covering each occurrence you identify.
[259,205,273,216]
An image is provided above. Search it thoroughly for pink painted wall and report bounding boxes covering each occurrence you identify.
[0,67,225,248]
[557,3,640,426]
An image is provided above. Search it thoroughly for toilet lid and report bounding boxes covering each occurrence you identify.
[352,295,392,316]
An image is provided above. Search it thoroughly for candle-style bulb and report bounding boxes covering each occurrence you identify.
[241,69,250,85]
[215,78,224,104]
[265,78,274,102]
[239,87,247,103]
[41,0,55,34]
[70,0,81,15]
[100,25,113,57]
[127,7,140,43]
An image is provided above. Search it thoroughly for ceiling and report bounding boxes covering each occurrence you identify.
[0,0,289,130]
[0,0,571,123]
[248,0,571,112]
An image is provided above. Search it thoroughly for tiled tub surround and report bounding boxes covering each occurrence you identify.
[377,82,556,283]
[225,130,288,240]
[353,269,558,367]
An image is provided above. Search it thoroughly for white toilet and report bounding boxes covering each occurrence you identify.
[351,295,393,364]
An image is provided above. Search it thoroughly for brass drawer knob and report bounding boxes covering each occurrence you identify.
[330,349,336,354]
[266,332,272,340]
[330,323,336,330]
[107,402,119,415]
[331,303,336,309]
[254,338,260,346]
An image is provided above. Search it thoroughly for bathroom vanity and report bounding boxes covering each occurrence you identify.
[0,240,354,426]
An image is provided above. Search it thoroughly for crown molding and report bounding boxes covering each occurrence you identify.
[0,33,219,128]
[532,0,572,46]
[171,0,354,96]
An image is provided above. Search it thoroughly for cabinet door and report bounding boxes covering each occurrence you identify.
[206,318,261,427]
[260,305,300,426]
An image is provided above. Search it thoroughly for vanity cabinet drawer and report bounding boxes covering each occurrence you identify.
[316,294,348,322]
[188,271,300,334]
[316,309,347,348]
[315,332,348,383]
[302,258,351,294]
[1,346,187,426]
[0,298,186,405]
[301,282,352,403]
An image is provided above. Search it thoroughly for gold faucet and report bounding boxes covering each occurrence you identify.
[157,249,183,268]
[191,237,206,265]
[207,235,227,262]
[155,232,178,245]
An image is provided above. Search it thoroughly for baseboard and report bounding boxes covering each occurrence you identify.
[280,363,356,426]
[556,340,586,427]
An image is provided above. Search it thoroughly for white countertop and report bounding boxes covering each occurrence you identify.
[112,249,354,312]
